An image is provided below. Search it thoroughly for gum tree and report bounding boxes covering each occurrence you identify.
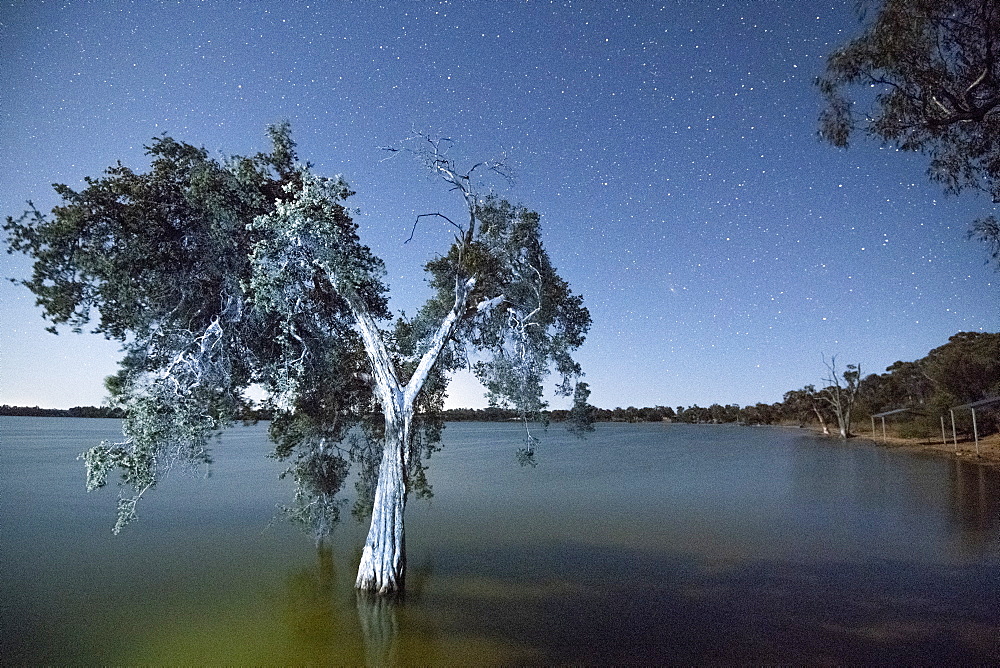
[3,125,592,595]
[821,357,862,439]
[817,0,1000,266]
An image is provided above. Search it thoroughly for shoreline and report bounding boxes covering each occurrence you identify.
[796,423,1000,468]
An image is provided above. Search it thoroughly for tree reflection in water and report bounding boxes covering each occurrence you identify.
[356,589,401,666]
[948,458,1000,550]
[270,424,1000,663]
[282,543,449,665]
[282,545,365,663]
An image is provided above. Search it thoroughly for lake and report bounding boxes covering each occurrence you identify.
[2,417,1000,664]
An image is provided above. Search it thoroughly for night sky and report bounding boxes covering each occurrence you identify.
[2,0,998,411]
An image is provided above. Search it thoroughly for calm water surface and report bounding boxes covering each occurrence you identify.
[2,417,1000,664]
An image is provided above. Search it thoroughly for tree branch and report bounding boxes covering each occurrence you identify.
[403,276,476,407]
[405,212,464,243]
[474,294,505,314]
[350,305,401,410]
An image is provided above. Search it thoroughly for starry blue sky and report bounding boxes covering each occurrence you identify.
[2,0,998,411]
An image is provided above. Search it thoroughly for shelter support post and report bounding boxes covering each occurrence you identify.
[972,408,979,456]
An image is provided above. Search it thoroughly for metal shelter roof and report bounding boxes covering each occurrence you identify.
[871,407,923,418]
[950,396,1000,411]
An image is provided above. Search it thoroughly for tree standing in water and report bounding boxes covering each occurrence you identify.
[3,125,593,594]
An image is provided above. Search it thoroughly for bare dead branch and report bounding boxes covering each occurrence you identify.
[405,212,464,244]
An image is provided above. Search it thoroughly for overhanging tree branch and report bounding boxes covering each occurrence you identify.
[817,0,1000,267]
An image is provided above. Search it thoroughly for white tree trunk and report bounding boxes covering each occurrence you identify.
[812,406,830,436]
[355,411,410,594]
[839,406,852,440]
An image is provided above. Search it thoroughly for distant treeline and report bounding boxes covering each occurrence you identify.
[0,404,602,423]
[0,404,126,418]
[5,331,997,437]
[614,331,1000,439]
[0,403,719,423]
[0,403,764,424]
[460,331,999,434]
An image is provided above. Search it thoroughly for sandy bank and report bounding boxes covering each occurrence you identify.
[798,423,1000,468]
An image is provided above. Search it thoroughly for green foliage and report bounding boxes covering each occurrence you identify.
[794,331,1000,438]
[398,193,594,453]
[970,215,1000,266]
[856,331,1000,421]
[565,382,596,436]
[923,331,1000,404]
[463,199,591,428]
[279,445,350,540]
[82,392,217,533]
[817,0,1000,266]
[895,419,935,440]
[782,385,834,428]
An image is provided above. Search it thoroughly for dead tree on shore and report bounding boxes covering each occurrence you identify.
[821,356,862,439]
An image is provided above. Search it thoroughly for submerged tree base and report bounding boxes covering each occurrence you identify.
[355,437,408,594]
[355,547,406,595]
